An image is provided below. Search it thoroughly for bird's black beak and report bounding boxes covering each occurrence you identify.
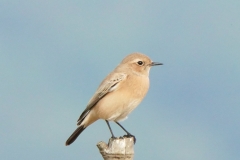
[150,62,163,66]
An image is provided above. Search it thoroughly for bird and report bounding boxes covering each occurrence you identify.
[65,52,162,146]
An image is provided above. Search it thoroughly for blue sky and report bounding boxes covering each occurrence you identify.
[1,1,240,160]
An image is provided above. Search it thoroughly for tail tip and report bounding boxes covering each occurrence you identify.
[65,125,86,146]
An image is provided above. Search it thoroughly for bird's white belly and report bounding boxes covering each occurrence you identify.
[106,99,141,121]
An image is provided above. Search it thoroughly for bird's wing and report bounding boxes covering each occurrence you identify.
[77,72,127,125]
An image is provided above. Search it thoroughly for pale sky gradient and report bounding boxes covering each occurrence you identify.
[1,1,240,160]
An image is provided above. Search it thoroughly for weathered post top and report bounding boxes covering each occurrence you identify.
[97,137,135,160]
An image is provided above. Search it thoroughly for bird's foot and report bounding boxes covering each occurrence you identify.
[123,134,136,144]
[111,136,117,140]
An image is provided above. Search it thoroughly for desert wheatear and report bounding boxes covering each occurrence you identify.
[65,52,162,145]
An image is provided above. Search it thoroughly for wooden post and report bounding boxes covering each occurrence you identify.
[97,137,134,160]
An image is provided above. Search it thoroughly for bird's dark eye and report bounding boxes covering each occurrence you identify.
[137,61,144,65]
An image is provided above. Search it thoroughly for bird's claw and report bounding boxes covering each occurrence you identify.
[123,134,136,144]
[111,136,117,140]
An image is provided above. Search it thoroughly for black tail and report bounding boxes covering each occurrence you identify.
[65,125,86,146]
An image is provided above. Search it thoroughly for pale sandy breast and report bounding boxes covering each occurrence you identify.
[92,74,149,121]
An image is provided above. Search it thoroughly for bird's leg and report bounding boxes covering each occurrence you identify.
[105,120,116,139]
[115,121,131,135]
[115,121,136,144]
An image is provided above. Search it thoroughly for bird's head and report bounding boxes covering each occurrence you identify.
[120,53,163,76]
